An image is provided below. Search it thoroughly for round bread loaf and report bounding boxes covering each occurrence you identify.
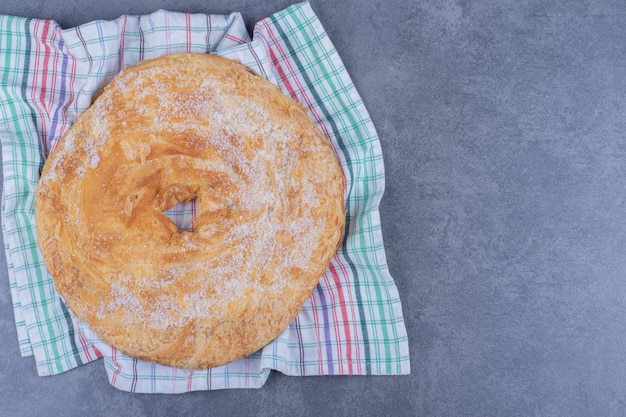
[35,54,345,369]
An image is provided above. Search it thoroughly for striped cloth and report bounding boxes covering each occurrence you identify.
[0,1,410,393]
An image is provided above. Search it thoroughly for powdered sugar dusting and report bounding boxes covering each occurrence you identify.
[83,137,100,168]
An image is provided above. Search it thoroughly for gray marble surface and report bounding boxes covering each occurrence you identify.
[2,1,626,416]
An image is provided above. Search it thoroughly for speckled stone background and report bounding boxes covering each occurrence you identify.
[2,1,626,416]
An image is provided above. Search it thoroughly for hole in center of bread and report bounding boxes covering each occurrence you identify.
[163,196,197,232]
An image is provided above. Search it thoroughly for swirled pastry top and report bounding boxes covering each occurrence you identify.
[35,54,346,369]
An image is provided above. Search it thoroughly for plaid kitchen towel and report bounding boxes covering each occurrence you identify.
[0,1,410,393]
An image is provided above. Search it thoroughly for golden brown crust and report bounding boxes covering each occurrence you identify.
[35,54,345,369]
